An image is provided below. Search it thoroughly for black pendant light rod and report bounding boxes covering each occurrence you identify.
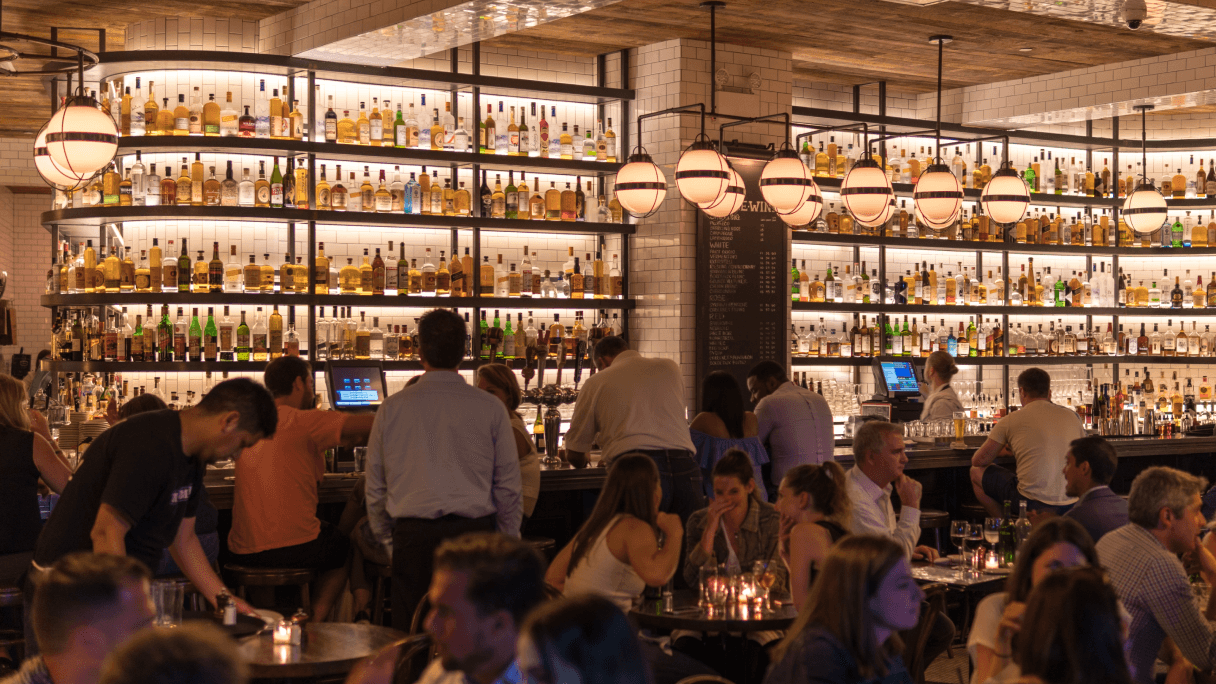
[703,0,723,114]
[631,103,708,156]
[1134,103,1154,185]
[718,112,792,149]
[930,35,952,165]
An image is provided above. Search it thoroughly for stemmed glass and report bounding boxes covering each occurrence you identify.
[752,560,775,612]
[949,520,968,559]
[965,523,985,574]
[984,517,1002,566]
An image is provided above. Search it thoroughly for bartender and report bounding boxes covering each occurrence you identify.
[921,351,964,421]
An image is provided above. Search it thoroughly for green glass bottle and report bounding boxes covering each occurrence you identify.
[270,156,284,208]
[158,304,174,361]
[1054,276,1066,307]
[188,307,202,361]
[883,317,894,356]
[479,311,489,360]
[1022,162,1037,195]
[204,307,218,361]
[493,310,503,360]
[177,238,191,293]
[504,315,515,360]
[967,318,978,357]
[999,501,1016,565]
[132,317,144,362]
[901,318,912,357]
[504,172,518,219]
[393,103,406,148]
[790,259,800,302]
[236,310,251,361]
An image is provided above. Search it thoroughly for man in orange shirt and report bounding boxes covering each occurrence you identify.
[227,357,375,621]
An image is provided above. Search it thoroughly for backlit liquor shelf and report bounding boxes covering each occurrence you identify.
[789,355,1216,367]
[792,302,1216,316]
[789,231,1216,256]
[42,294,635,310]
[113,137,624,178]
[49,359,590,373]
[90,51,635,106]
[41,207,634,236]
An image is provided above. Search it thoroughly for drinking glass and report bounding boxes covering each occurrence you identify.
[984,517,1002,550]
[953,411,967,443]
[352,446,368,473]
[709,564,731,613]
[949,519,968,556]
[965,524,985,573]
[152,580,184,627]
[752,560,775,611]
[698,565,718,610]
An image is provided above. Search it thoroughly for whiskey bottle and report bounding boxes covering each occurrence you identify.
[251,308,269,361]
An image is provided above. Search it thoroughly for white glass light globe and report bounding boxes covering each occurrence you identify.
[855,197,896,229]
[675,143,730,206]
[760,151,813,213]
[699,166,746,218]
[44,99,118,179]
[616,154,668,218]
[1123,182,1169,234]
[34,125,91,190]
[842,159,894,224]
[779,181,824,227]
[913,165,963,226]
[980,167,1030,225]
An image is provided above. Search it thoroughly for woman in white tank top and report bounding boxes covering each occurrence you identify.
[546,453,685,612]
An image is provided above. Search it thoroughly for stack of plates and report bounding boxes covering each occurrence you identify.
[70,420,110,451]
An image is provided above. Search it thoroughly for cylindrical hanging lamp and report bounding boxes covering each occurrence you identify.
[760,143,814,213]
[616,150,668,218]
[980,163,1030,225]
[913,162,963,227]
[699,164,746,218]
[778,179,824,227]
[676,135,731,206]
[842,157,894,224]
[1124,104,1168,235]
[43,94,118,181]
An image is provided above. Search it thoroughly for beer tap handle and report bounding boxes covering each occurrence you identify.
[535,333,548,388]
[573,340,585,389]
[521,346,536,391]
[556,343,568,387]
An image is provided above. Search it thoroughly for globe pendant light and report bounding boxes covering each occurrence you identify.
[980,162,1030,225]
[676,135,731,206]
[1124,104,1168,235]
[913,162,963,227]
[44,93,118,181]
[912,35,962,228]
[699,164,746,218]
[34,123,92,190]
[616,149,668,219]
[842,157,894,225]
[760,143,814,214]
[778,179,824,227]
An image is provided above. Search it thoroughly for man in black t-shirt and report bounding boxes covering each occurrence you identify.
[33,379,277,618]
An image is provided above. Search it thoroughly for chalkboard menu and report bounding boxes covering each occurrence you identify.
[695,156,788,410]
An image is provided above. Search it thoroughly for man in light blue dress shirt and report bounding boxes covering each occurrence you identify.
[366,309,522,631]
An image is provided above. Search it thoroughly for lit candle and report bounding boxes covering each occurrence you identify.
[985,551,1000,570]
[273,620,293,644]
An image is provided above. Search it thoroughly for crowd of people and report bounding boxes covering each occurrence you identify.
[3,304,1216,684]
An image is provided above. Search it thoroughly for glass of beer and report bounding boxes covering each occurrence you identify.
[953,411,967,446]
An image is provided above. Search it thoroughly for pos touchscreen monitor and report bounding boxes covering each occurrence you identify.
[872,359,923,398]
[325,360,387,411]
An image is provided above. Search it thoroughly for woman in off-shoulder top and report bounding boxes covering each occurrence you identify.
[690,371,769,501]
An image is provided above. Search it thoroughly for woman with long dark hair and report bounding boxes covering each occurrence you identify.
[545,453,683,609]
[1014,567,1132,684]
[691,371,769,500]
[766,535,924,684]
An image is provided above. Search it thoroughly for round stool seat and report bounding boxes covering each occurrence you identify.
[919,509,951,528]
[524,536,556,555]
[223,565,316,586]
[0,585,21,608]
[961,503,988,522]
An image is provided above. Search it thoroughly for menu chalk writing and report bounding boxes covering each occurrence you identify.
[696,157,788,410]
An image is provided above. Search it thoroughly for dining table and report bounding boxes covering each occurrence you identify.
[629,589,798,634]
[237,622,406,681]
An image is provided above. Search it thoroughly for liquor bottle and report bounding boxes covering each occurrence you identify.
[540,106,551,158]
[561,182,577,221]
[505,172,518,219]
[269,157,284,208]
[371,248,386,295]
[576,179,587,221]
[338,109,356,144]
[495,102,509,154]
[559,123,574,159]
[437,251,451,296]
[251,308,269,361]
[269,306,284,359]
[508,106,520,155]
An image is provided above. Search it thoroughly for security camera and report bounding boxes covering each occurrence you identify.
[1123,0,1147,29]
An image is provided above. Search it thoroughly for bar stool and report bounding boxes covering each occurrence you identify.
[961,503,988,523]
[223,565,315,614]
[0,585,24,664]
[368,562,392,626]
[524,536,556,561]
[918,509,951,554]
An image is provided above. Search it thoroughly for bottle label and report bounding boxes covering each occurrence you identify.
[174,334,186,359]
[270,330,283,352]
[253,334,268,356]
[271,184,284,206]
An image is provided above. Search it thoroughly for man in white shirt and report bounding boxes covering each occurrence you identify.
[971,368,1083,519]
[845,420,953,670]
[415,533,545,684]
[747,361,833,500]
[845,420,938,562]
[366,308,522,631]
[565,336,703,522]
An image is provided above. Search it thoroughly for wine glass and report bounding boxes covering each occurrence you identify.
[752,560,775,612]
[965,523,985,573]
[984,517,1002,565]
[949,519,968,558]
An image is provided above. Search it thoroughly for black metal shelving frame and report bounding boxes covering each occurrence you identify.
[43,45,635,378]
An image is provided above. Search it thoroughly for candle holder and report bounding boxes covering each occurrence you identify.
[273,619,301,645]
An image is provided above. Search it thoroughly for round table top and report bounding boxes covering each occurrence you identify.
[238,622,407,679]
[630,590,797,633]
